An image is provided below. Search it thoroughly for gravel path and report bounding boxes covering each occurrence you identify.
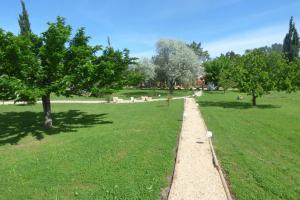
[168,97,227,200]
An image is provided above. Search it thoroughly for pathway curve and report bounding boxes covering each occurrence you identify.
[168,97,227,200]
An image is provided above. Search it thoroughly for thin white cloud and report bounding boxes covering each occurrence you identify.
[204,24,288,57]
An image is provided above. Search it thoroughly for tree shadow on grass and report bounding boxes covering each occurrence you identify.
[198,101,280,109]
[0,110,113,146]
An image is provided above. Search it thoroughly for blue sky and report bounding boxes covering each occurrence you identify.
[1,0,299,57]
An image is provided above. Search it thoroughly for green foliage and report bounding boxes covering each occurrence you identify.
[39,17,72,95]
[235,50,274,99]
[204,52,239,89]
[64,27,101,95]
[0,29,41,101]
[219,57,238,92]
[204,58,223,87]
[92,47,135,90]
[0,75,40,103]
[0,75,20,101]
[234,50,274,104]
[292,58,300,88]
[126,69,145,86]
[283,17,300,61]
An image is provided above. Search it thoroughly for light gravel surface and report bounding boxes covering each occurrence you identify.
[168,97,227,200]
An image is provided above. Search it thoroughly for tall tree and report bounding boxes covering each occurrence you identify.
[18,0,31,35]
[38,17,72,128]
[283,17,300,61]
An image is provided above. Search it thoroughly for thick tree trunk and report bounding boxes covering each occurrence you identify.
[42,94,53,128]
[252,94,257,106]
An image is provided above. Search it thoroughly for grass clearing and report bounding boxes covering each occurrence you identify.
[0,100,183,199]
[197,91,300,200]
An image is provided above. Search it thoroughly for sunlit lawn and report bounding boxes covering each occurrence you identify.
[0,100,183,199]
[198,91,300,200]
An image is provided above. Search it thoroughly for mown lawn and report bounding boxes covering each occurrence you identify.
[50,88,192,100]
[198,91,300,200]
[0,100,183,200]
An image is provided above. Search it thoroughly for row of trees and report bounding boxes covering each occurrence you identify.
[0,1,135,128]
[128,40,208,93]
[204,17,300,106]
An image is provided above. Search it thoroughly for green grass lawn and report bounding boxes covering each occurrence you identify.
[197,91,300,200]
[50,88,192,101]
[0,100,183,199]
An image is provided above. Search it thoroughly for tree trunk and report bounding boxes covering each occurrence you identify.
[42,93,53,128]
[169,80,175,95]
[252,94,257,106]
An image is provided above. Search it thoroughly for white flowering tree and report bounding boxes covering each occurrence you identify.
[154,39,203,93]
[138,58,156,83]
[127,58,156,87]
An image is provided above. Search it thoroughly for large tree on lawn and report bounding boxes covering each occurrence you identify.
[38,17,72,128]
[39,19,133,128]
[234,49,296,106]
[235,49,276,106]
[0,17,134,128]
[154,39,202,93]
